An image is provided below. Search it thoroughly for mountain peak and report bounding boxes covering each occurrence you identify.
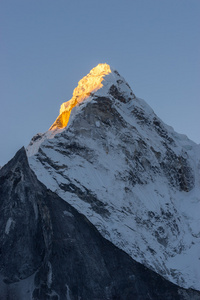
[27,64,200,291]
[50,63,112,130]
[60,63,112,115]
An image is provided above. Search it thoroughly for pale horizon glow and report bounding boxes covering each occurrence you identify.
[0,0,200,166]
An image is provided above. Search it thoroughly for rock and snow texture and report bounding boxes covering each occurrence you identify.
[2,148,199,299]
[27,64,200,291]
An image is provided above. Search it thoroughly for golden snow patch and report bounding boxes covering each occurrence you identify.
[50,63,111,130]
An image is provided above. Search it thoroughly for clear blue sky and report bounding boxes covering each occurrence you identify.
[0,0,200,166]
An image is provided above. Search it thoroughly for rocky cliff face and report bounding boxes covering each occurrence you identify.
[2,148,199,299]
[27,64,200,291]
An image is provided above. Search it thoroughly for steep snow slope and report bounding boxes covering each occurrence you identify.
[27,64,200,291]
[2,148,200,299]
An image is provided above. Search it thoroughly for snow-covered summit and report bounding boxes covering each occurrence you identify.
[27,63,137,156]
[27,65,200,291]
[49,63,135,131]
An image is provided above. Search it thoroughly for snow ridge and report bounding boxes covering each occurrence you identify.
[27,65,200,291]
